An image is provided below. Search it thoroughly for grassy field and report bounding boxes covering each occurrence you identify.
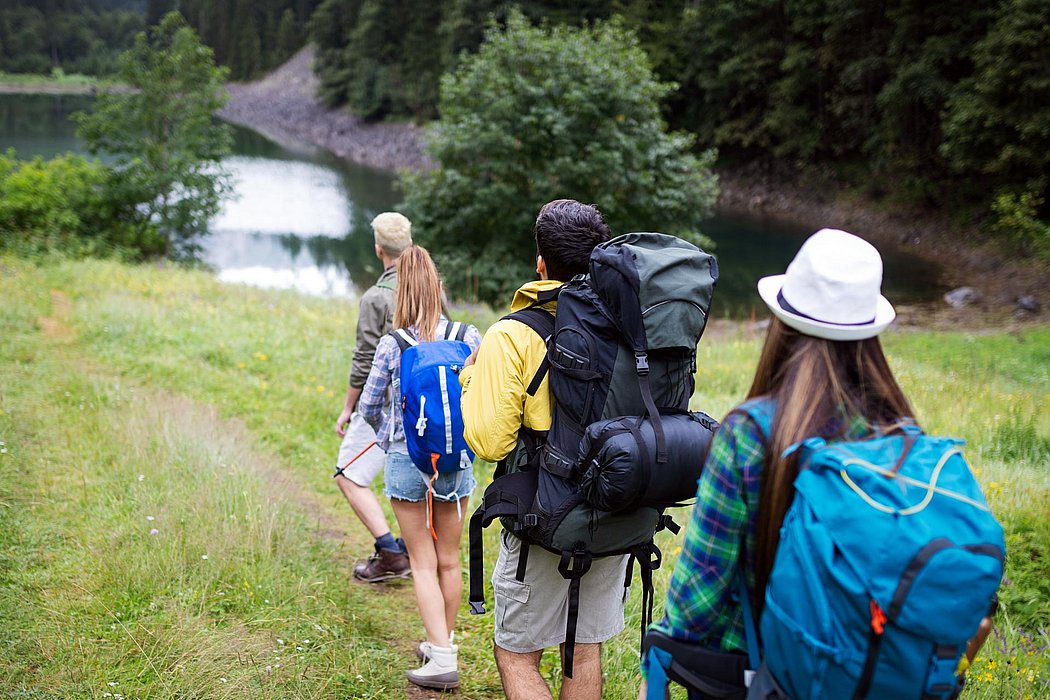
[1,256,1046,699]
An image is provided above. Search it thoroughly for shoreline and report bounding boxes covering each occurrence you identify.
[217,48,431,173]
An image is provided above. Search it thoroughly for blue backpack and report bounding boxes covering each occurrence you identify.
[391,322,475,476]
[741,399,1005,700]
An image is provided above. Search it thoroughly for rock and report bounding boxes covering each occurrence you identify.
[1016,295,1040,313]
[943,286,981,308]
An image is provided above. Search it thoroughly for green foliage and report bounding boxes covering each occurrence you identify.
[0,1,145,76]
[0,150,159,259]
[74,12,233,259]
[176,0,320,79]
[991,190,1050,259]
[940,0,1050,200]
[400,11,718,302]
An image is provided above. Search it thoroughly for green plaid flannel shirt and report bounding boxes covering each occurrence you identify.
[650,398,871,655]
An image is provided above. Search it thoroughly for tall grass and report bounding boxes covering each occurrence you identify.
[0,256,1046,698]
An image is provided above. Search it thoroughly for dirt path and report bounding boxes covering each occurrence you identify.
[38,288,447,697]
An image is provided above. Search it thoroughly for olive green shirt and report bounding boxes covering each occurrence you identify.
[348,267,397,388]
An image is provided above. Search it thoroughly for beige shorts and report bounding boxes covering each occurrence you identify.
[492,529,629,653]
[334,412,386,487]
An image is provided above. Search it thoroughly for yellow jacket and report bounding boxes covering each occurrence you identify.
[459,279,560,463]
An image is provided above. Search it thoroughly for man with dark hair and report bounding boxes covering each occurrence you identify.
[458,199,622,700]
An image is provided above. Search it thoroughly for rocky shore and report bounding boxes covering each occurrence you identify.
[218,47,432,172]
[221,47,1046,324]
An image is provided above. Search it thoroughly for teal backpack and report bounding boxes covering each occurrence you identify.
[741,399,1005,700]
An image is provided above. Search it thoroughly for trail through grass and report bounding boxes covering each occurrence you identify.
[1,257,1046,698]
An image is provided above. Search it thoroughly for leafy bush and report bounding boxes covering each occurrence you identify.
[400,11,718,302]
[74,12,233,259]
[0,150,161,259]
[991,190,1050,260]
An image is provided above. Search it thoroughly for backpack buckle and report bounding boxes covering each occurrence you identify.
[635,352,650,375]
[521,514,539,528]
[469,600,486,615]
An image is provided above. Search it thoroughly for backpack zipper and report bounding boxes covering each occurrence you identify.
[641,298,707,318]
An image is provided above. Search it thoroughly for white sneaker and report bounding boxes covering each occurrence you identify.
[415,630,454,662]
[406,644,458,691]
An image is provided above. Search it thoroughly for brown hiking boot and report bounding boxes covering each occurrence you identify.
[353,546,411,583]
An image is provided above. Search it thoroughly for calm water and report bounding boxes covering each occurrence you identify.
[0,93,943,316]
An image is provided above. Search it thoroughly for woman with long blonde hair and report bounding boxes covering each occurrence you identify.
[358,245,481,691]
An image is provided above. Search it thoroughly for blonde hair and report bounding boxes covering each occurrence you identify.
[394,246,444,342]
[372,212,413,257]
[746,317,914,606]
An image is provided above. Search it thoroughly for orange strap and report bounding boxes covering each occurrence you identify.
[335,440,377,475]
[870,600,887,635]
[427,453,440,540]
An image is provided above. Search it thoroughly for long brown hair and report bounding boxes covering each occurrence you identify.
[747,318,915,600]
[394,245,444,342]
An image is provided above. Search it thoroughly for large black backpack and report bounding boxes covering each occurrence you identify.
[468,233,720,676]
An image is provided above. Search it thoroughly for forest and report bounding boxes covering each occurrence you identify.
[309,0,1050,248]
[2,0,1047,249]
[0,0,318,81]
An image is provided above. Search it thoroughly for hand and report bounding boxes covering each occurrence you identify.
[465,347,479,366]
[335,406,353,437]
[965,616,994,664]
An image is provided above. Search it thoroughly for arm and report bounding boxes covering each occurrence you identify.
[348,288,390,389]
[358,336,396,433]
[458,321,534,463]
[653,412,759,644]
[335,385,363,437]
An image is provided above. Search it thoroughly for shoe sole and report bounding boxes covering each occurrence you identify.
[406,673,458,691]
[353,568,412,583]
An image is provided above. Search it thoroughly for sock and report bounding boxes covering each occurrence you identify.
[395,536,409,554]
[375,532,398,553]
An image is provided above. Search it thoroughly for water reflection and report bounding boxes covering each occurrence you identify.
[0,93,944,314]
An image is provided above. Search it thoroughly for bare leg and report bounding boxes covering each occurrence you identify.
[391,499,451,646]
[336,474,390,539]
[495,644,553,700]
[431,498,469,632]
[559,642,602,700]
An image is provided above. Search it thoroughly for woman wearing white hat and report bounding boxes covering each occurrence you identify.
[638,229,992,699]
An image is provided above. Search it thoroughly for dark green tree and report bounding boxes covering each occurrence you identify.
[74,11,233,258]
[400,11,718,302]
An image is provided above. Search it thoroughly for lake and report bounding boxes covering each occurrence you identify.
[0,93,943,317]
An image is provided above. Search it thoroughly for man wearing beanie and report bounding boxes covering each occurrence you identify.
[333,212,413,582]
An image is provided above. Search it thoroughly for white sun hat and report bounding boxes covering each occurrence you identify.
[757,228,896,341]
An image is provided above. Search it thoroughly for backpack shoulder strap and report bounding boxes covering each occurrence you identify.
[390,328,418,352]
[503,307,555,397]
[443,320,468,342]
[375,278,396,292]
[729,398,775,442]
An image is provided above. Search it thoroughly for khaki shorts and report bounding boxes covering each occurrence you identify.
[492,529,629,653]
[334,412,386,487]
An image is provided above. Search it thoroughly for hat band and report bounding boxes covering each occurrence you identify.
[777,290,875,327]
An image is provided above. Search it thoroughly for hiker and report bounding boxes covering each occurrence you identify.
[333,212,413,582]
[459,199,624,700]
[357,244,481,691]
[639,228,1001,700]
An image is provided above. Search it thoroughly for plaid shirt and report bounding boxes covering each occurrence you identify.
[650,398,871,655]
[358,319,482,453]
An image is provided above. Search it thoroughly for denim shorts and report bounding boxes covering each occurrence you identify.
[383,449,477,502]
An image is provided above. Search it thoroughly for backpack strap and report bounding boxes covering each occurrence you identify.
[503,307,555,397]
[390,328,418,352]
[467,470,540,615]
[375,279,396,292]
[557,546,593,679]
[443,320,468,342]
